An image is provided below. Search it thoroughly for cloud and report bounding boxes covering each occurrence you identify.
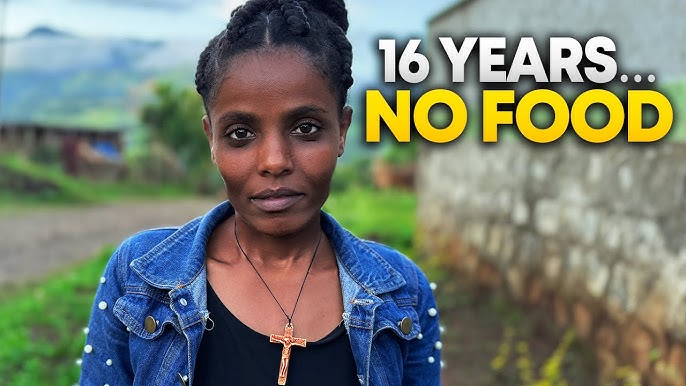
[221,0,248,13]
[71,0,222,11]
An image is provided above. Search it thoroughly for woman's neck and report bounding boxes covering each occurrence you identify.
[231,214,323,270]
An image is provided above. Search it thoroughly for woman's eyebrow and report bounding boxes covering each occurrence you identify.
[285,105,329,121]
[215,111,257,128]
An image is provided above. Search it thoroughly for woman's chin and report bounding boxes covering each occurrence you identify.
[240,211,321,238]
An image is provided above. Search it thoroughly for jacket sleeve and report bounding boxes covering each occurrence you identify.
[403,265,442,386]
[79,242,134,385]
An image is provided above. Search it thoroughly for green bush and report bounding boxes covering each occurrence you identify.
[331,157,374,192]
[380,142,418,166]
[324,187,416,254]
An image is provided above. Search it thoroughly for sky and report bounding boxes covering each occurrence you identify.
[2,0,458,88]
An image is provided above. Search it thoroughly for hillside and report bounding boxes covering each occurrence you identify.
[1,26,201,128]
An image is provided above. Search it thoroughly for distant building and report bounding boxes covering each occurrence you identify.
[0,122,125,180]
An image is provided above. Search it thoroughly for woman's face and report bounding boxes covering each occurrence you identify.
[203,48,351,237]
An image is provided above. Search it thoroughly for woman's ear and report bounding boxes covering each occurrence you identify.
[338,106,353,157]
[203,115,216,164]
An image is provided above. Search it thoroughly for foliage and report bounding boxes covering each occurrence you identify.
[380,141,418,166]
[0,247,114,386]
[662,78,686,142]
[140,82,210,173]
[323,187,416,255]
[330,156,374,192]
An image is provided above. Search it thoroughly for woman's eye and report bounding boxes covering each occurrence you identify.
[228,128,255,140]
[292,123,319,135]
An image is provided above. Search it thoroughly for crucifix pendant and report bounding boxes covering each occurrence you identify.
[270,322,307,385]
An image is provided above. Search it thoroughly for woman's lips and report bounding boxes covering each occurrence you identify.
[250,188,304,212]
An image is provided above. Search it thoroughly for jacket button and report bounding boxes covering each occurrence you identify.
[144,316,157,333]
[178,373,188,386]
[398,317,412,334]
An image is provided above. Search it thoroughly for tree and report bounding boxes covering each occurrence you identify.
[140,82,209,173]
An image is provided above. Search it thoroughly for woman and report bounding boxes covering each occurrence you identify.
[80,1,441,385]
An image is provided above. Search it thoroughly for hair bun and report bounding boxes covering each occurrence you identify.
[278,0,311,36]
[304,0,349,32]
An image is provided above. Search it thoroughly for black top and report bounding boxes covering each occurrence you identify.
[194,282,359,386]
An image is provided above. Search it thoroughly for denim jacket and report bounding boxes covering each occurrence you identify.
[80,201,441,386]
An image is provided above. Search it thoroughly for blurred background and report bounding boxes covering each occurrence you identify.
[0,0,684,385]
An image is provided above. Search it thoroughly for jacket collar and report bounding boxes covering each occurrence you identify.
[130,201,405,295]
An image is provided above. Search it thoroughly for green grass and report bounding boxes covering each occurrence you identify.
[0,188,416,385]
[0,153,192,212]
[0,247,113,386]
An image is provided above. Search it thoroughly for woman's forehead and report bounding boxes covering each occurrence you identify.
[209,48,338,116]
[225,46,316,77]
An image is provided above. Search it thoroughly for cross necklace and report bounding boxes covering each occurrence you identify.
[234,220,323,385]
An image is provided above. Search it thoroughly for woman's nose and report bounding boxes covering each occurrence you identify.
[257,134,293,176]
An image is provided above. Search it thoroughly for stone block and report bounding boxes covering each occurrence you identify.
[456,251,479,277]
[531,160,549,181]
[587,154,603,183]
[475,261,502,290]
[596,348,618,384]
[595,323,618,351]
[466,222,488,249]
[511,199,529,225]
[498,227,516,266]
[573,301,593,339]
[585,251,610,300]
[621,322,655,373]
[635,286,668,336]
[486,224,503,259]
[553,294,569,328]
[505,266,525,301]
[542,252,562,286]
[667,343,686,382]
[618,165,634,192]
[581,210,599,245]
[534,200,560,236]
[607,262,655,315]
[518,231,542,269]
[526,276,544,306]
[562,247,584,296]
[599,216,622,251]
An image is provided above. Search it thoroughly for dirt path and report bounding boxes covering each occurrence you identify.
[0,198,219,285]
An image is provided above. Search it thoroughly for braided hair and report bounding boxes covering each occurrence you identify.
[195,0,354,113]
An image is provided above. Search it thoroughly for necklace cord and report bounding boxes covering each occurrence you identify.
[234,219,323,325]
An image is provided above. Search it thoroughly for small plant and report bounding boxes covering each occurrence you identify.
[491,326,576,386]
[610,366,642,386]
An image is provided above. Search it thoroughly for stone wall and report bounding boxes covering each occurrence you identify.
[419,2,686,382]
[417,139,686,384]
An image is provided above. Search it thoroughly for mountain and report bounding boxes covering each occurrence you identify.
[1,26,204,128]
